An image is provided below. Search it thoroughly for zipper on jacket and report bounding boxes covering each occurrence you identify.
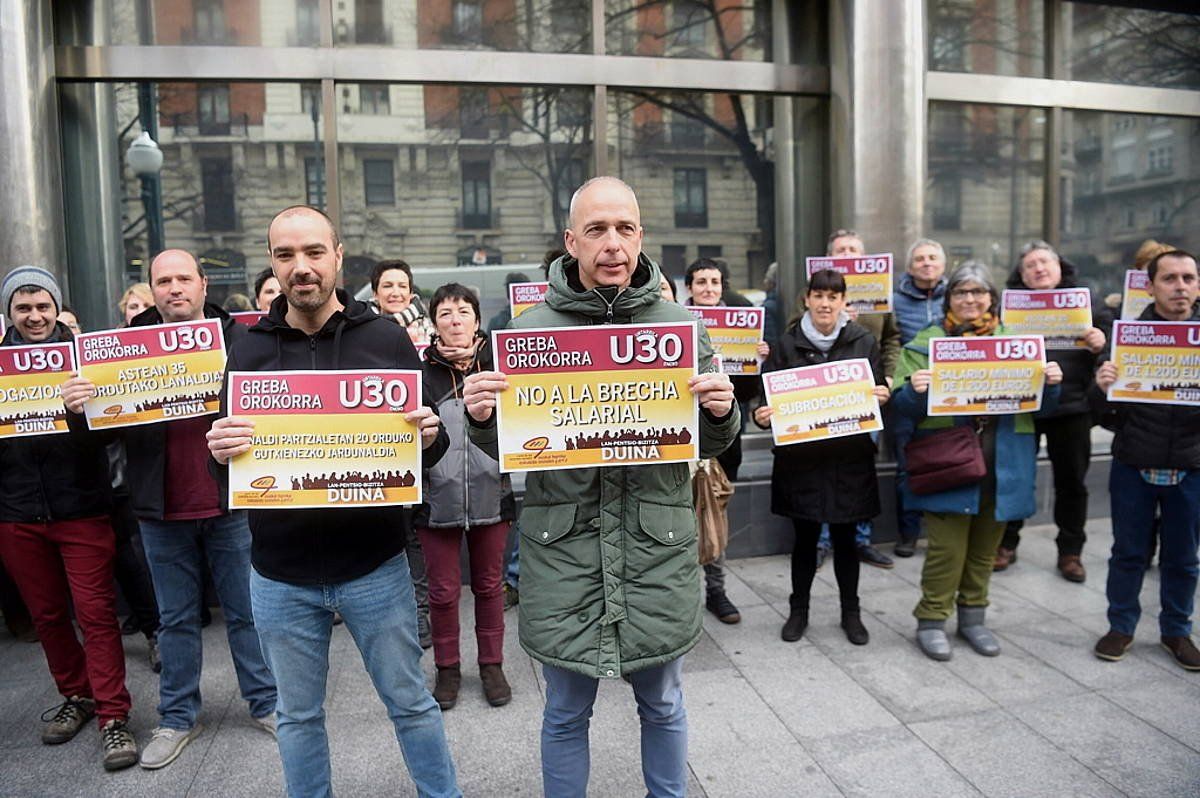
[459,369,471,531]
[309,335,317,368]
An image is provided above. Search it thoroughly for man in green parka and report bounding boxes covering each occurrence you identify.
[463,177,739,798]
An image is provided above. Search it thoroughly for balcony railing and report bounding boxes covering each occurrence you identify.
[458,208,501,230]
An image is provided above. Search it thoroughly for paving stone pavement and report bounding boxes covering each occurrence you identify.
[1,519,1198,797]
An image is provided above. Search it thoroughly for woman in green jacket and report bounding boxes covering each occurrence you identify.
[891,262,1062,661]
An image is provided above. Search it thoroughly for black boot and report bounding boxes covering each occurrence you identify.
[841,609,869,645]
[781,597,808,642]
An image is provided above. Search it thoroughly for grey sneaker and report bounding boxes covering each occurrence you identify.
[41,696,96,744]
[139,725,202,770]
[250,712,277,738]
[101,719,138,771]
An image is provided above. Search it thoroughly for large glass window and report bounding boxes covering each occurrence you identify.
[336,83,593,322]
[1061,110,1200,298]
[606,0,769,61]
[611,88,775,290]
[1065,3,1200,91]
[926,102,1045,277]
[927,0,1045,78]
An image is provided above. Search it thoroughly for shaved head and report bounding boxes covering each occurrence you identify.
[567,176,640,230]
[149,249,202,282]
[267,205,340,252]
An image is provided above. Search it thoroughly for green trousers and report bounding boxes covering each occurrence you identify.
[913,496,1005,621]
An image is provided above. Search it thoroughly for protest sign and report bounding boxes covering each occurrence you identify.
[1120,270,1153,321]
[231,311,267,326]
[76,319,226,429]
[509,282,549,318]
[1108,320,1200,406]
[762,358,882,446]
[0,342,76,438]
[491,322,699,472]
[228,370,423,509]
[1000,288,1092,349]
[687,306,765,375]
[805,253,893,313]
[928,335,1046,415]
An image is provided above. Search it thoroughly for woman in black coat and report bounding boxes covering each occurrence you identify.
[753,268,890,645]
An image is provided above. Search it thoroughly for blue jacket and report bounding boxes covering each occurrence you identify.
[891,324,1061,521]
[893,273,947,345]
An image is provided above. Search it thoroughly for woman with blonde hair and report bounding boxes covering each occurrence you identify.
[118,283,153,327]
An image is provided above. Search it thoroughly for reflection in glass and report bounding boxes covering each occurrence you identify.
[606,0,768,61]
[106,81,315,304]
[1066,3,1200,91]
[1061,111,1200,298]
[612,89,774,290]
[336,83,592,321]
[925,102,1045,278]
[926,0,1044,78]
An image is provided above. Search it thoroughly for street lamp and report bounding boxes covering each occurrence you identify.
[127,130,165,260]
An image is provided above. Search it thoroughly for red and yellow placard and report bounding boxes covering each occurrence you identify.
[228,370,423,509]
[1000,288,1092,349]
[0,342,77,438]
[509,282,549,318]
[1108,320,1200,405]
[805,253,893,313]
[928,335,1046,416]
[492,322,699,472]
[1121,270,1153,321]
[762,357,882,446]
[76,319,226,429]
[687,306,765,375]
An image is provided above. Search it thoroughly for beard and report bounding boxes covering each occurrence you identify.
[285,278,334,312]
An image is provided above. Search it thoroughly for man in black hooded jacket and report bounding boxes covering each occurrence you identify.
[206,206,460,797]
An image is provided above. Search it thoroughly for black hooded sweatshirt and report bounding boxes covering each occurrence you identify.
[1005,258,1099,418]
[215,290,448,586]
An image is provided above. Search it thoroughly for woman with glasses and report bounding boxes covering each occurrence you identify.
[891,262,1063,661]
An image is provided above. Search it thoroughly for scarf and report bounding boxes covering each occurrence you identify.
[942,310,999,337]
[435,334,482,371]
[800,310,848,353]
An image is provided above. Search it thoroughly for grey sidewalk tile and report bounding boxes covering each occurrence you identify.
[1011,692,1200,798]
[988,563,1112,617]
[682,629,736,674]
[1100,678,1200,752]
[814,624,996,725]
[701,604,819,665]
[737,647,900,740]
[909,708,1125,798]
[944,630,1089,707]
[806,724,983,798]
[711,563,769,610]
[724,555,799,604]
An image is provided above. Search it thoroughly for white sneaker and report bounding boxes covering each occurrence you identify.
[139,725,202,770]
[250,712,277,739]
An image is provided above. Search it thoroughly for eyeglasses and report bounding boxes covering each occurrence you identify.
[950,288,990,299]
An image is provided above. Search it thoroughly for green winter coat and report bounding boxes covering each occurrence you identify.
[470,253,739,678]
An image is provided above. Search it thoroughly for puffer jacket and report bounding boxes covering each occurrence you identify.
[891,323,1061,521]
[470,253,739,678]
[1005,258,1099,418]
[1090,303,1200,469]
[414,336,515,529]
[893,272,947,345]
[761,318,885,524]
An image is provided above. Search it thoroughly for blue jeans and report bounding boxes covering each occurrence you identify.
[250,553,460,798]
[541,658,687,798]
[139,511,276,729]
[1106,461,1200,637]
[819,521,872,549]
[504,528,520,589]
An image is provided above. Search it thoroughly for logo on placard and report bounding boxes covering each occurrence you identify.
[522,436,550,458]
[250,475,277,497]
[103,404,124,416]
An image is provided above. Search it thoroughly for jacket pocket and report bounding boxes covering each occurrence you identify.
[637,501,696,546]
[520,503,578,545]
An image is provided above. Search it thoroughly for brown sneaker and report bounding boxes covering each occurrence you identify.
[41,696,96,744]
[1057,555,1087,583]
[993,547,1017,572]
[433,664,461,710]
[1094,630,1134,662]
[100,718,139,771]
[1161,636,1200,671]
[480,663,512,707]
